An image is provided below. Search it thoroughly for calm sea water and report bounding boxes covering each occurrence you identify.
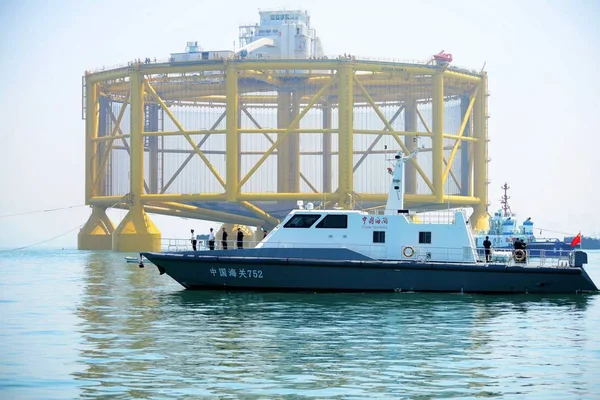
[1,249,599,399]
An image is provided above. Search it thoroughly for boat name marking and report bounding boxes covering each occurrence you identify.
[210,268,263,279]
[361,216,388,230]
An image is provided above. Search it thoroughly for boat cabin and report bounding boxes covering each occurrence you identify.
[257,150,478,263]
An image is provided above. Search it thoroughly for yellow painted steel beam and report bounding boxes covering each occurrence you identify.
[144,80,226,189]
[142,194,227,202]
[353,75,435,193]
[353,130,432,137]
[473,74,489,230]
[443,87,479,184]
[239,201,280,228]
[92,93,130,192]
[142,130,225,137]
[85,80,99,201]
[226,63,239,201]
[276,90,291,192]
[356,193,482,205]
[91,134,131,142]
[88,60,480,80]
[239,192,342,202]
[443,134,477,142]
[86,69,128,84]
[89,193,225,206]
[234,192,482,205]
[239,129,337,134]
[158,202,266,226]
[144,203,265,227]
[337,64,354,209]
[238,75,338,189]
[443,69,482,85]
[133,63,227,76]
[432,73,444,203]
[130,71,145,198]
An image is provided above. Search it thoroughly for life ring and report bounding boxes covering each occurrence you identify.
[513,249,526,262]
[403,246,415,258]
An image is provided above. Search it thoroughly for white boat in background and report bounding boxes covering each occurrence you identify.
[473,183,572,257]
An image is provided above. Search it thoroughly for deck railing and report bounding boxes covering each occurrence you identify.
[160,238,579,269]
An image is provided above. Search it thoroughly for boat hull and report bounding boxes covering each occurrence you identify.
[140,250,598,294]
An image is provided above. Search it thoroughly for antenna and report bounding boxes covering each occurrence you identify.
[500,182,511,217]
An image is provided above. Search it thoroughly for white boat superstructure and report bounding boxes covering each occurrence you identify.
[256,151,479,263]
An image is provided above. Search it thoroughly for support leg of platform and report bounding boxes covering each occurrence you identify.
[112,203,161,252]
[77,206,115,250]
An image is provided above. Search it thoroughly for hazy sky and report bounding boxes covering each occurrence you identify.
[0,0,598,249]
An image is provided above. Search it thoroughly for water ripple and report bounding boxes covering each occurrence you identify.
[1,250,600,399]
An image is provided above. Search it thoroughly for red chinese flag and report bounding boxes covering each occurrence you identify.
[570,233,582,247]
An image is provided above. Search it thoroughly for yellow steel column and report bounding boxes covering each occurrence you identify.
[404,99,417,194]
[277,90,292,192]
[432,73,444,203]
[85,80,99,201]
[226,62,239,201]
[337,64,354,209]
[322,99,332,193]
[78,80,116,250]
[290,91,301,192]
[112,70,160,252]
[472,74,489,230]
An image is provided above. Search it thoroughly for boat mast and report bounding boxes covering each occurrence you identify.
[500,182,511,217]
[385,150,418,215]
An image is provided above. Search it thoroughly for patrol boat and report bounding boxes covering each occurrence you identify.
[139,151,597,294]
[473,183,571,257]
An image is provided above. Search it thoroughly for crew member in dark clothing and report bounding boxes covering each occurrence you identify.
[483,236,492,262]
[513,238,525,263]
[513,238,522,250]
[236,228,244,249]
[520,238,528,263]
[221,227,228,250]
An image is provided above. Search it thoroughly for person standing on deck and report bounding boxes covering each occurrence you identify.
[520,238,528,263]
[208,228,215,250]
[190,229,197,251]
[483,236,492,262]
[237,228,244,249]
[221,227,228,250]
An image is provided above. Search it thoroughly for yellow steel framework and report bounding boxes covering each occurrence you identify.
[79,58,489,251]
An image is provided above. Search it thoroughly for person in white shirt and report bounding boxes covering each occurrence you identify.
[190,229,197,251]
[208,228,215,250]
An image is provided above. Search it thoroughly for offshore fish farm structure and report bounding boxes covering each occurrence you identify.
[78,9,489,251]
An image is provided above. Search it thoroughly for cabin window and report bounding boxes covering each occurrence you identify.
[283,214,321,228]
[419,231,432,244]
[373,231,386,243]
[316,214,348,229]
